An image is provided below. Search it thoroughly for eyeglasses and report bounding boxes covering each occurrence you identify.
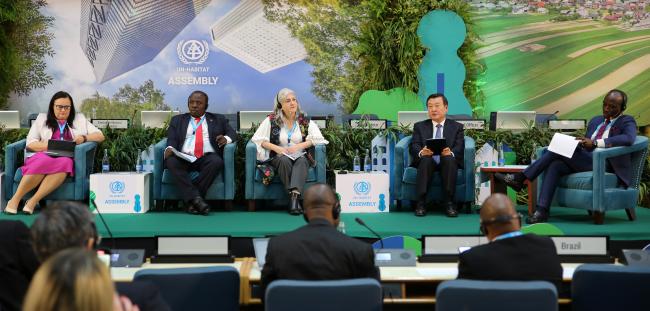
[54,105,72,111]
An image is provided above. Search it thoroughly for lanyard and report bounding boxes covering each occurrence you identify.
[592,117,617,140]
[188,116,205,146]
[286,121,298,145]
[493,231,523,241]
[58,122,67,140]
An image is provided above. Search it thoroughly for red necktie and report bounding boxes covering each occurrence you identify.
[194,117,203,158]
[594,119,610,140]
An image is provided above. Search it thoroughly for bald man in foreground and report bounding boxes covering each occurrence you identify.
[261,183,380,296]
[457,194,563,290]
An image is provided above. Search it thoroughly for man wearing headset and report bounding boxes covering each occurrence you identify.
[261,183,380,295]
[496,89,637,223]
[164,90,237,216]
[457,194,562,290]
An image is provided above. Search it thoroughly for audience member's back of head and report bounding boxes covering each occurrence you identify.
[30,201,96,262]
[23,248,114,311]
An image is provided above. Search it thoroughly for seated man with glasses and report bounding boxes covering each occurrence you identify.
[457,194,563,291]
[4,91,105,215]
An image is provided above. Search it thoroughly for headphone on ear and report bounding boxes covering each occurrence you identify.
[276,93,282,109]
[90,221,100,249]
[607,89,627,111]
[302,189,342,223]
[479,213,522,235]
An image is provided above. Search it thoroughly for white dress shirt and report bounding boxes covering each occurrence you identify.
[177,114,232,156]
[590,115,620,148]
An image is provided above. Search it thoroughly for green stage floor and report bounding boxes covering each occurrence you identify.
[3,205,650,241]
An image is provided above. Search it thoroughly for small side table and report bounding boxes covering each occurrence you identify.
[480,165,537,216]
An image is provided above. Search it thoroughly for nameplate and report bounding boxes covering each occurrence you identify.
[551,236,608,256]
[349,119,387,129]
[548,119,586,131]
[92,119,129,129]
[157,236,229,256]
[422,235,488,255]
[456,119,485,130]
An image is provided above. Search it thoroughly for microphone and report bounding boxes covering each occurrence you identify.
[91,197,116,251]
[355,217,384,249]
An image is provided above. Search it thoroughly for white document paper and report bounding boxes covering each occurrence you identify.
[283,151,305,161]
[170,147,197,163]
[548,133,579,158]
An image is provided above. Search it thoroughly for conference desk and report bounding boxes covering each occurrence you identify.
[112,259,587,305]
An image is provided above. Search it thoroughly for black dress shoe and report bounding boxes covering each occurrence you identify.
[445,201,458,218]
[526,211,549,224]
[495,172,525,192]
[289,193,302,215]
[188,197,210,216]
[414,200,426,217]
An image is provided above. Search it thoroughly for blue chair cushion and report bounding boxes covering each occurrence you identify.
[402,167,465,185]
[161,169,223,184]
[254,167,317,183]
[559,172,618,190]
[13,169,74,184]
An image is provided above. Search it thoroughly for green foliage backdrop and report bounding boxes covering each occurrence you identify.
[0,0,54,109]
[264,0,483,114]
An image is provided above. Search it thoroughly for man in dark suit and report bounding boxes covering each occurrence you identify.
[0,220,39,311]
[410,93,465,217]
[458,193,563,290]
[164,90,237,215]
[496,89,637,223]
[261,183,380,295]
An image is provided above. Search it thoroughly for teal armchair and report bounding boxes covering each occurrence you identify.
[245,140,326,211]
[4,139,97,201]
[393,136,475,211]
[537,136,648,224]
[153,138,236,209]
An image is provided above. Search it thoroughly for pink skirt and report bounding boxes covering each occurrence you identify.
[21,152,74,176]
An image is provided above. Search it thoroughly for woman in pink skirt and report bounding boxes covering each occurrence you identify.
[4,91,105,214]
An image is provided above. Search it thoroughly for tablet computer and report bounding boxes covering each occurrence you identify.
[425,138,447,154]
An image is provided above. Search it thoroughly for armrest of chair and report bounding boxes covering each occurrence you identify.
[153,138,168,198]
[463,136,476,201]
[222,143,236,199]
[245,140,257,199]
[74,142,98,199]
[393,136,412,199]
[592,136,649,192]
[314,144,326,183]
[4,139,26,200]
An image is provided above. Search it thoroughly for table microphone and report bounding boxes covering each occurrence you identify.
[355,217,384,249]
[91,197,116,251]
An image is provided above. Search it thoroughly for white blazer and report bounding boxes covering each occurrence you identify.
[26,113,101,156]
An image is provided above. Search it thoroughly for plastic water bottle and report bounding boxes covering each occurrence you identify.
[135,150,143,173]
[364,148,372,172]
[140,149,149,172]
[101,149,110,173]
[353,150,361,171]
[498,143,505,167]
[530,143,538,164]
[92,107,97,119]
[337,221,346,234]
[147,145,155,172]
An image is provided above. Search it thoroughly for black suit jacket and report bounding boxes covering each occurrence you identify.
[410,118,465,167]
[458,234,563,290]
[0,220,40,311]
[166,112,238,154]
[261,218,380,295]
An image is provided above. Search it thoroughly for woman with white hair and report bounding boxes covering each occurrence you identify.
[251,88,329,215]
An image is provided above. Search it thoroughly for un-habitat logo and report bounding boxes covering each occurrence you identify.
[353,181,371,195]
[177,40,209,65]
[109,181,125,194]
